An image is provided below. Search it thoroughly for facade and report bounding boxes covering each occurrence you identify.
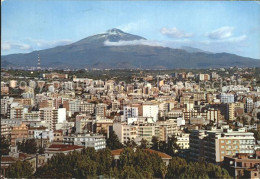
[143,103,159,122]
[223,152,260,178]
[220,93,235,104]
[11,123,29,146]
[63,133,106,150]
[176,133,190,150]
[39,107,58,131]
[123,105,138,121]
[190,127,256,163]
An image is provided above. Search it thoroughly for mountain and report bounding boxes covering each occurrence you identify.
[181,46,212,54]
[2,28,260,69]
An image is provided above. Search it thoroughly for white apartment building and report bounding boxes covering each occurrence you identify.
[175,133,190,150]
[143,102,159,122]
[113,122,137,144]
[220,93,235,104]
[113,119,178,144]
[63,133,106,150]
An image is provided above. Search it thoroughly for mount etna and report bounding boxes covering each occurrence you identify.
[2,28,260,69]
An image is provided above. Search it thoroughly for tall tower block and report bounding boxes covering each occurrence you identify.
[37,54,41,71]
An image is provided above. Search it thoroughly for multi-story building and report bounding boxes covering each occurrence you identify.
[123,105,138,121]
[39,107,58,131]
[80,102,95,114]
[220,93,235,104]
[223,152,260,178]
[113,122,137,144]
[228,103,235,121]
[95,118,113,134]
[11,123,28,146]
[190,127,256,163]
[143,102,159,122]
[10,106,28,120]
[63,133,106,150]
[156,119,178,142]
[68,99,81,115]
[175,133,190,150]
[246,98,254,113]
[95,103,107,117]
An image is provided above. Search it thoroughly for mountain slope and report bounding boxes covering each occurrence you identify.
[2,28,260,69]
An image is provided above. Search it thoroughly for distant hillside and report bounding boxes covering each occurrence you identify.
[2,28,260,69]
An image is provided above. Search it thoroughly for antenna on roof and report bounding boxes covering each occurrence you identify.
[37,53,41,71]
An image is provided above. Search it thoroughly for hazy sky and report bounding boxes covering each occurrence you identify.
[2,0,260,59]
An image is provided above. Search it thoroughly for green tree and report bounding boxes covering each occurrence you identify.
[139,138,149,149]
[96,148,113,176]
[6,160,34,178]
[0,136,10,155]
[106,130,124,150]
[17,139,37,154]
[151,136,159,150]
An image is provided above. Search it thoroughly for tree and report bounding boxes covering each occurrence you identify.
[139,138,149,149]
[165,135,180,156]
[166,157,232,179]
[0,136,10,155]
[17,139,37,154]
[7,160,34,178]
[96,148,113,176]
[106,130,124,150]
[151,136,159,150]
[166,157,187,178]
[124,138,137,148]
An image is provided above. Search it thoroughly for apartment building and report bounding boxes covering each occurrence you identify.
[63,133,106,150]
[190,127,256,163]
[173,133,190,150]
[80,102,95,114]
[11,123,29,146]
[113,119,178,144]
[220,93,235,104]
[10,106,28,120]
[39,107,58,131]
[123,105,138,121]
[142,102,159,122]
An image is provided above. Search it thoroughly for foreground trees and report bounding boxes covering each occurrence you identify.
[6,160,34,178]
[34,147,166,178]
[34,147,231,179]
[106,130,124,150]
[166,157,232,179]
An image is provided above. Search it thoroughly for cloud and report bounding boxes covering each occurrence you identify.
[1,41,32,51]
[26,38,73,49]
[161,27,193,38]
[2,38,73,54]
[206,26,234,40]
[117,20,148,33]
[225,35,247,43]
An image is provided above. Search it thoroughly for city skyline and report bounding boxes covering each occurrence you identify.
[2,0,260,59]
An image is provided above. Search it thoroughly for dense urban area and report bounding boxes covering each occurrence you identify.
[1,67,260,178]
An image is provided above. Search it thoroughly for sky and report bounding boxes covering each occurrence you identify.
[2,0,260,59]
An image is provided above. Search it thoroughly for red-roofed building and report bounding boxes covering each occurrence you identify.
[111,148,172,166]
[45,144,84,160]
